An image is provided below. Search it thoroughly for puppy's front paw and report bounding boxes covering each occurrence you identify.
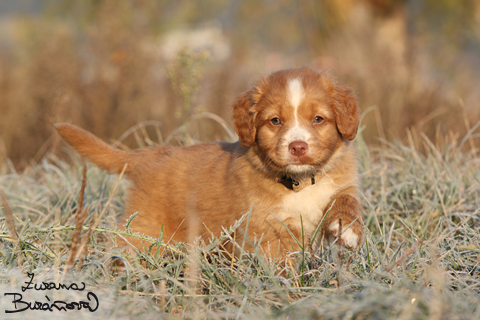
[327,217,362,249]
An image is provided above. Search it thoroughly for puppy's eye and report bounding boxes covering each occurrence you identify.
[271,118,282,125]
[313,116,324,124]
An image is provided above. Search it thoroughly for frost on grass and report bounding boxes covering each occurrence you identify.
[1,138,480,319]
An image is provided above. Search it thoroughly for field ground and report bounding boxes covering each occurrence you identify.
[1,130,480,319]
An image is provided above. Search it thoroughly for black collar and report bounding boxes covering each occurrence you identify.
[278,174,316,191]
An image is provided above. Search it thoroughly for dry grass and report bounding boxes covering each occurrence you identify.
[1,126,480,319]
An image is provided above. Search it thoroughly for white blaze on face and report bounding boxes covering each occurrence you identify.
[285,78,311,144]
[288,78,304,114]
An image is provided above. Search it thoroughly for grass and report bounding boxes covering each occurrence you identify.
[1,128,480,319]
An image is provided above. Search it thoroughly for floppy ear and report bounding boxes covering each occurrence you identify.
[232,90,257,147]
[333,84,359,141]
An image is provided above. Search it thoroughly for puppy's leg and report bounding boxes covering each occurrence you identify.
[262,217,303,259]
[321,188,363,249]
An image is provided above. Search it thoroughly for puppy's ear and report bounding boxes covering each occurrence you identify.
[233,90,257,147]
[333,84,359,141]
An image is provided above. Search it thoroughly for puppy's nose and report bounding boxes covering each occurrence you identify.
[289,141,308,156]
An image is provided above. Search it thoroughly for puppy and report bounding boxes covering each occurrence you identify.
[56,66,362,258]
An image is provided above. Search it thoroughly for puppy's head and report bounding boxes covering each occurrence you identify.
[233,66,359,177]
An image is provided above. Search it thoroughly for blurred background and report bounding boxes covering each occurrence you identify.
[0,0,479,168]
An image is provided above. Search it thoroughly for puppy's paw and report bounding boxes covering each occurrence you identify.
[327,217,362,249]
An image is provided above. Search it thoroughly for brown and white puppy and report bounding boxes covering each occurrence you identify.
[56,66,362,258]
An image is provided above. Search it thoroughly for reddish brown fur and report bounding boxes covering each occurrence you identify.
[56,66,363,259]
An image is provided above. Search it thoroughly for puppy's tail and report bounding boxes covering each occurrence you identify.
[55,123,132,174]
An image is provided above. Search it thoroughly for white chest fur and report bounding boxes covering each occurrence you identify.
[274,175,341,236]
